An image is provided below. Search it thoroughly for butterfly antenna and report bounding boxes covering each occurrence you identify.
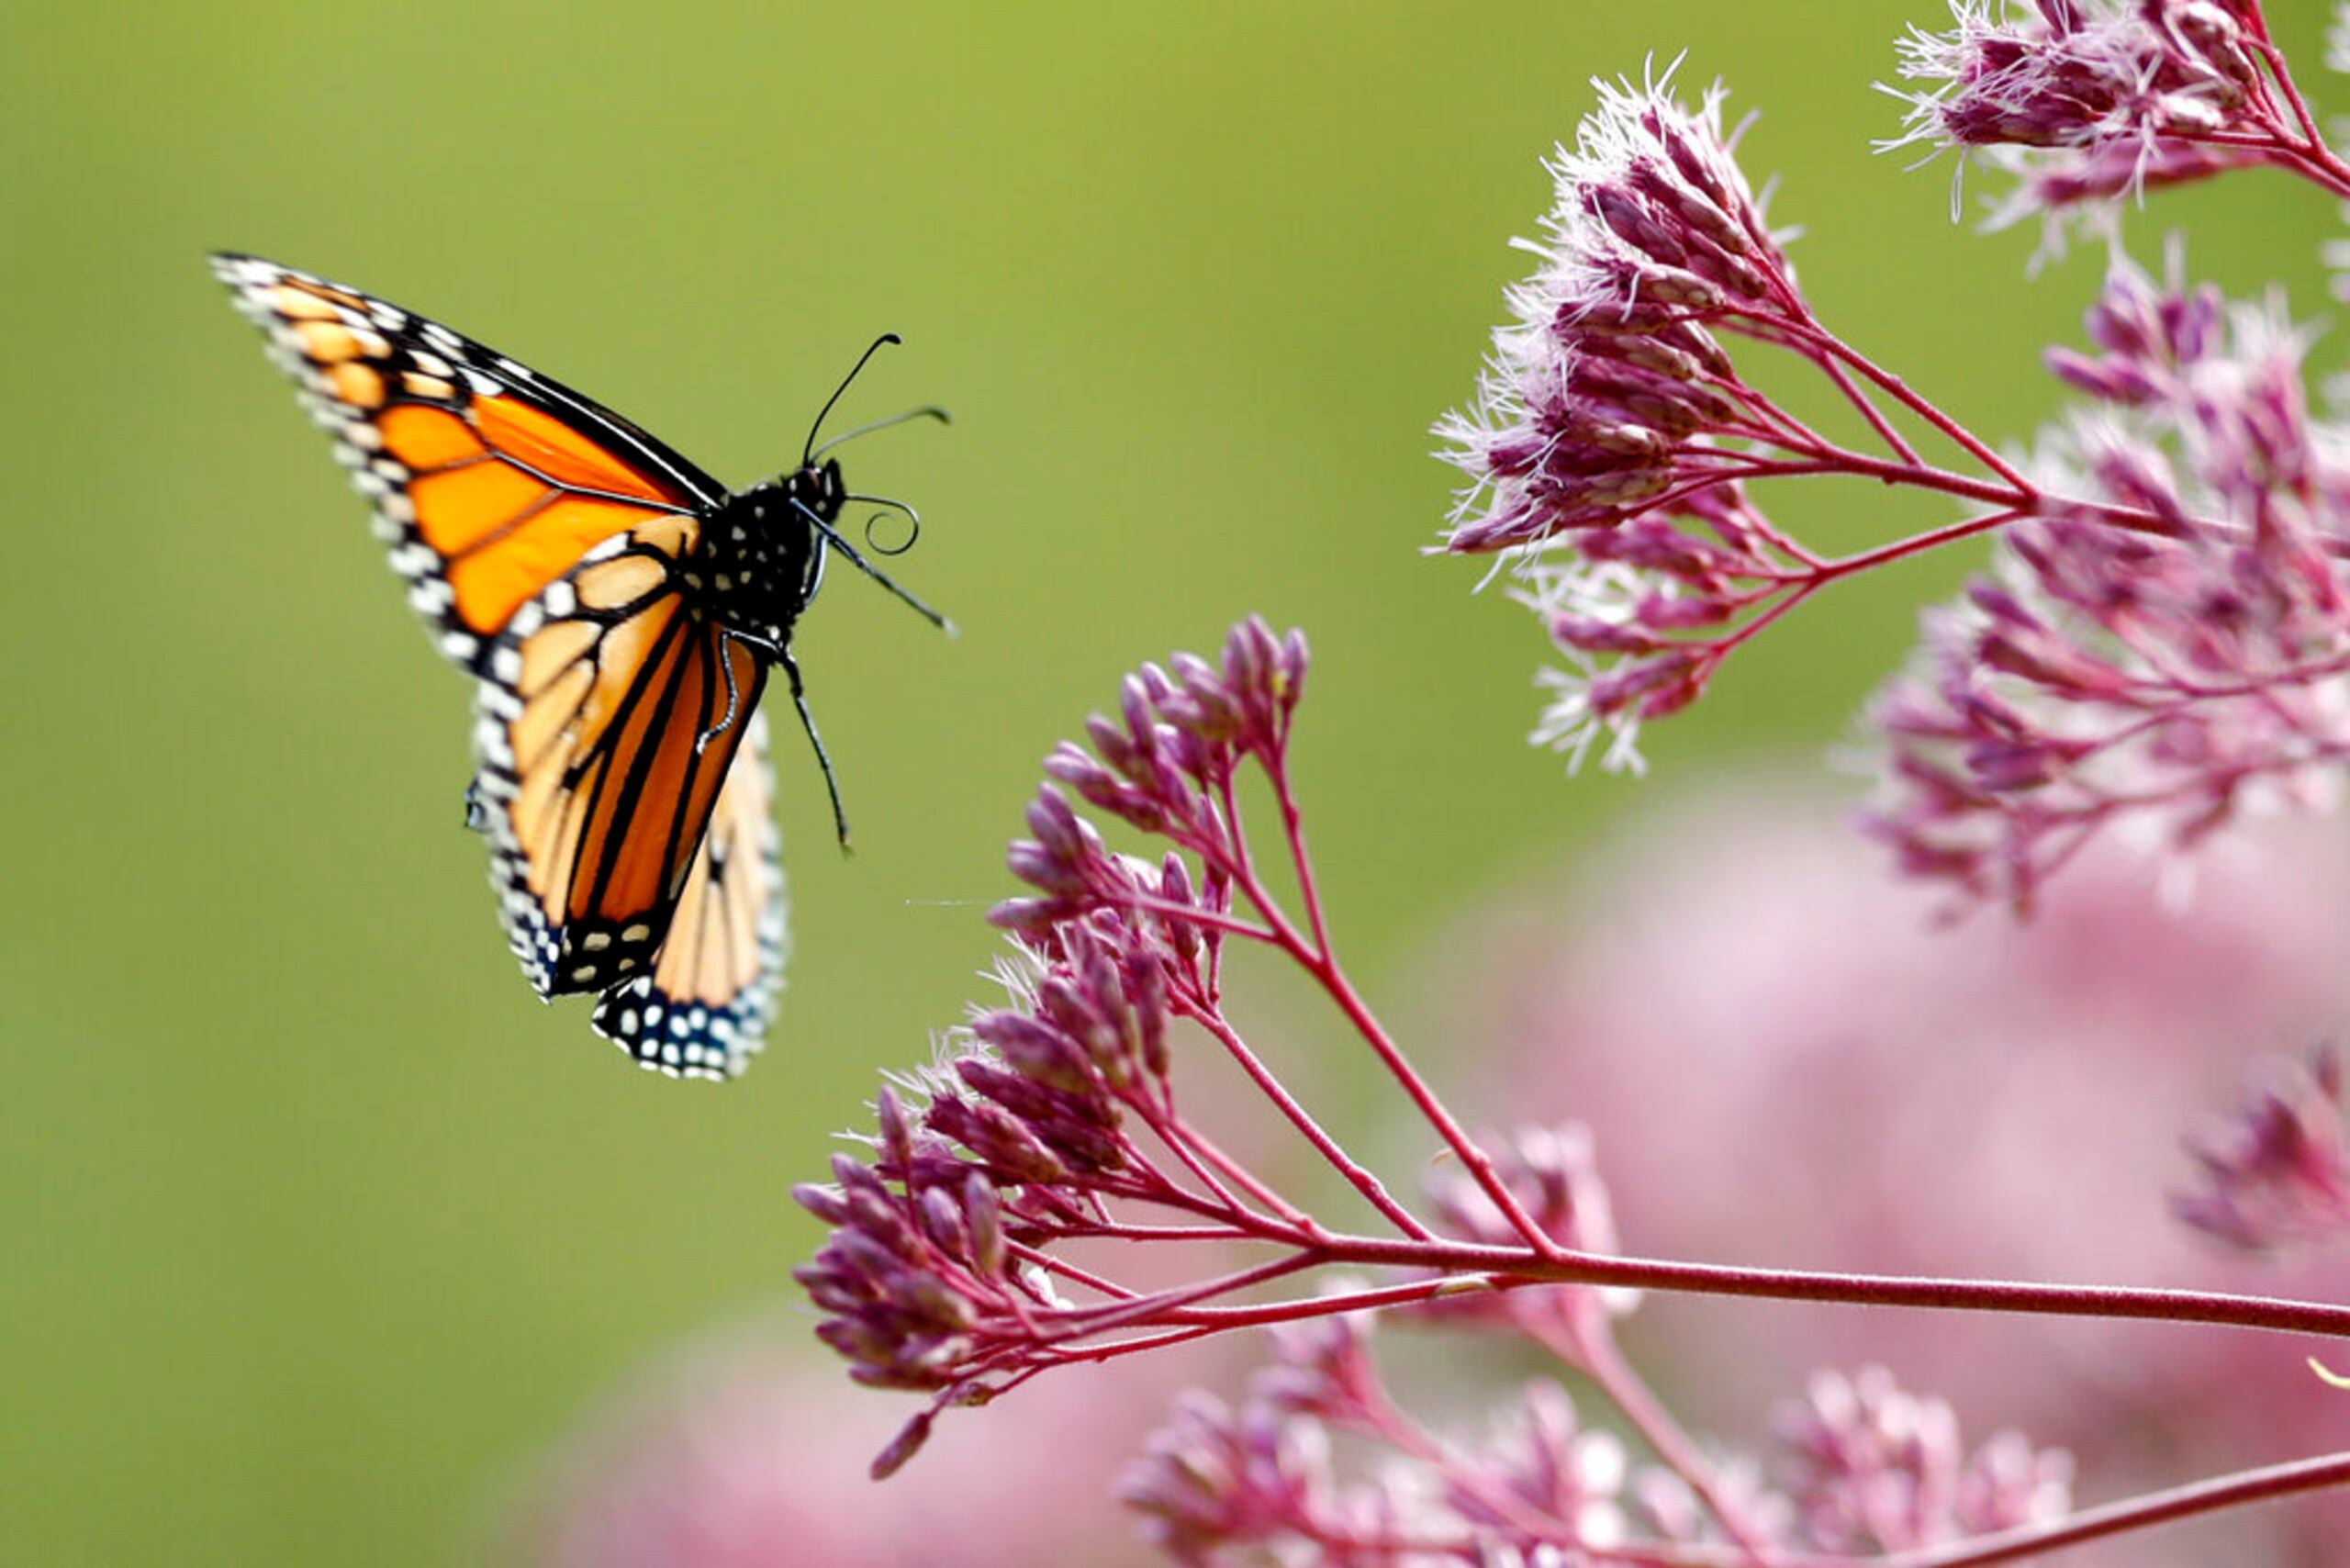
[790,498,955,635]
[845,492,922,556]
[808,405,951,465]
[802,333,903,465]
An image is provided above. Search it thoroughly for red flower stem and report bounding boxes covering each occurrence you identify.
[1143,1269,1503,1326]
[2175,116,2350,198]
[1125,1071,1302,1231]
[1211,765,1565,1259]
[2178,128,2304,151]
[1045,1221,1270,1242]
[1133,1105,1284,1233]
[1712,372,1834,452]
[1226,846,1568,1262]
[1043,1249,1324,1339]
[2068,653,2346,769]
[1607,462,1804,525]
[1739,451,2029,513]
[1267,739,1334,960]
[1214,774,1256,888]
[1203,903,1226,1003]
[1805,507,2028,582]
[2245,28,2344,175]
[2122,648,2350,701]
[2061,737,2350,816]
[1752,450,2250,550]
[1044,1176,1242,1232]
[2170,127,2350,207]
[1874,1449,2350,1568]
[1702,579,1819,663]
[1158,1116,1323,1237]
[1750,513,1827,569]
[1814,350,1925,465]
[1180,996,1435,1241]
[1762,319,2033,490]
[1119,1230,2350,1338]
[1624,451,2245,568]
[1042,1320,1225,1365]
[1006,1240,1139,1301]
[1313,947,1568,1261]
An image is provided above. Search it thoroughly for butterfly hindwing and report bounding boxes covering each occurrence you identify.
[211,252,729,670]
[468,522,765,985]
[590,711,787,1080]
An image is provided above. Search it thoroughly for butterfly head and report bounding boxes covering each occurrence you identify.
[734,334,952,636]
[778,455,849,528]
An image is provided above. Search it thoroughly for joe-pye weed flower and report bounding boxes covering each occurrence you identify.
[793,615,2350,1563]
[786,4,2350,1563]
[1441,7,2350,913]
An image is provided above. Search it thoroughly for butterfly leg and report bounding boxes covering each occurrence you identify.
[780,646,854,853]
[699,632,750,755]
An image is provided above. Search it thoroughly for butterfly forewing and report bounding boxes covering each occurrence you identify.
[211,252,727,670]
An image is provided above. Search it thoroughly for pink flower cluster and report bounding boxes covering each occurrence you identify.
[791,614,2350,1564]
[1863,251,2350,909]
[1435,67,2046,780]
[774,6,2350,1562]
[1887,0,2342,227]
[1435,73,1850,770]
[1438,0,2350,911]
[1434,74,1801,557]
[1124,1311,1638,1563]
[1124,1307,2072,1566]
[794,621,1346,1469]
[1775,1368,2074,1556]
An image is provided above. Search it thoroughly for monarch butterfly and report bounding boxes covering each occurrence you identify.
[212,252,947,1080]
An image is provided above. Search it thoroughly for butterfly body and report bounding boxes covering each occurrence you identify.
[688,464,840,651]
[213,252,937,1079]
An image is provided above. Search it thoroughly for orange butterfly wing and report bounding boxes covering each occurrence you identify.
[212,252,727,668]
[467,529,783,1077]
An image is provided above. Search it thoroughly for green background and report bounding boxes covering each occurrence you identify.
[3,3,2336,1562]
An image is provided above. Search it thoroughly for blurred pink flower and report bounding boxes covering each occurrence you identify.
[1774,1365,2072,1554]
[496,1319,1206,1568]
[1438,781,2350,1565]
[1410,1120,1643,1340]
[2176,1043,2350,1251]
